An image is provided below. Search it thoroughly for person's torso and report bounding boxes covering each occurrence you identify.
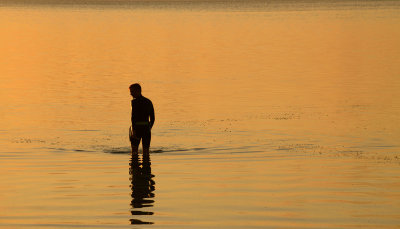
[131,96,152,123]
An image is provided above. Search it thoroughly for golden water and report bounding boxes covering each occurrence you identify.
[0,1,399,228]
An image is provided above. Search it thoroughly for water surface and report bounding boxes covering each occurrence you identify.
[0,1,400,228]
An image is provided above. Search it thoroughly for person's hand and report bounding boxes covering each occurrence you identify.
[129,126,138,140]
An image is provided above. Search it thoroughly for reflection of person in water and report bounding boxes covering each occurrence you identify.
[129,153,155,225]
[129,83,155,155]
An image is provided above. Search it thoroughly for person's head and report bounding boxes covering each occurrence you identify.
[129,83,142,98]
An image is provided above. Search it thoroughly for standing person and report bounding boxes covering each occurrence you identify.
[129,83,155,155]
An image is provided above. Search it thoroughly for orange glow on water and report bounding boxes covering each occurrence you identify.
[0,4,399,228]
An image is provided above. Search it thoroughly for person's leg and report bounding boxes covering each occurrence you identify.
[131,144,139,155]
[142,129,151,155]
[130,130,141,155]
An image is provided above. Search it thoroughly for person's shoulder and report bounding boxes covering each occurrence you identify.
[142,96,153,104]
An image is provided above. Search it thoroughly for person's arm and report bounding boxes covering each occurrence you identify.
[149,101,155,129]
[131,100,135,128]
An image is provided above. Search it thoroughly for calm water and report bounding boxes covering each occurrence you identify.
[1,1,400,228]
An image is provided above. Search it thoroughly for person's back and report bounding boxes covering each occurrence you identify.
[131,96,154,128]
[129,83,155,154]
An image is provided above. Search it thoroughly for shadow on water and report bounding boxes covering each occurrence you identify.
[129,153,155,225]
[105,146,200,155]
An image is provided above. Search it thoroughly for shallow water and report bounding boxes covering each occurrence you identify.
[1,1,400,228]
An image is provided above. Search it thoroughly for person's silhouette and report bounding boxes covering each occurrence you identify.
[129,83,155,155]
[129,153,155,224]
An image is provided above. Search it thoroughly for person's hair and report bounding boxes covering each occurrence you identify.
[129,83,141,92]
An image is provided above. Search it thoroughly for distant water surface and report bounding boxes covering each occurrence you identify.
[0,1,399,228]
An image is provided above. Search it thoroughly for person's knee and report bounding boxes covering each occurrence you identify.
[131,145,138,153]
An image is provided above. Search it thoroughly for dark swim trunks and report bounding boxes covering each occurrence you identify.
[130,125,151,148]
